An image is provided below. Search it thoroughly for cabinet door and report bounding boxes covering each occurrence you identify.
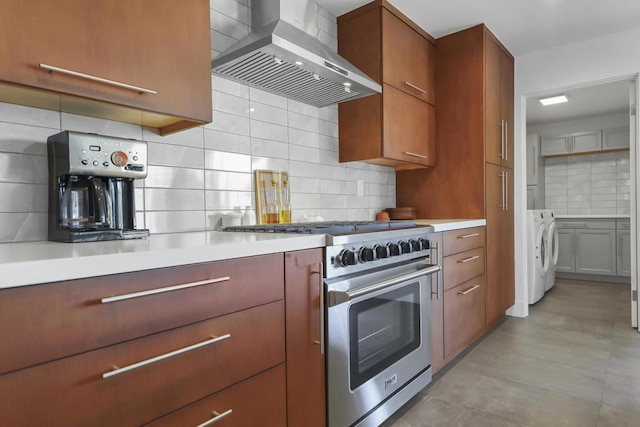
[572,131,602,154]
[485,164,503,326]
[576,229,616,275]
[617,229,632,277]
[444,275,486,358]
[429,233,445,372]
[604,127,630,151]
[0,0,211,132]
[485,37,503,166]
[500,50,514,169]
[382,9,435,104]
[285,249,325,427]
[383,84,436,167]
[556,229,576,272]
[541,135,571,156]
[526,135,539,185]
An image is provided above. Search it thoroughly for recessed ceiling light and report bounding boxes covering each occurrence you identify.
[539,95,568,106]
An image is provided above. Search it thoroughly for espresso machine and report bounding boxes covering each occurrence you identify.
[48,131,149,242]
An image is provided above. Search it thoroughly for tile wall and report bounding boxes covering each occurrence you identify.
[544,152,630,215]
[0,0,396,243]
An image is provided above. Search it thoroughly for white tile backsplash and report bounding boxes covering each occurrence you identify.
[544,151,630,215]
[0,1,396,242]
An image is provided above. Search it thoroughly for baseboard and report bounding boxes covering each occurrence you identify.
[556,273,631,284]
[506,300,528,318]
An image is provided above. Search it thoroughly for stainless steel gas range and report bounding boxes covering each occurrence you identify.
[225,221,440,427]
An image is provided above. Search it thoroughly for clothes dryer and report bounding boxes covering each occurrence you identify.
[527,210,549,304]
[542,210,558,292]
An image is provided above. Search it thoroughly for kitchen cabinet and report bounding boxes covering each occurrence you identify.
[397,24,515,329]
[541,131,603,157]
[441,227,486,359]
[0,253,294,426]
[0,0,212,135]
[429,232,445,372]
[556,219,617,276]
[604,127,630,151]
[617,219,632,277]
[526,134,545,209]
[284,249,325,427]
[337,0,436,169]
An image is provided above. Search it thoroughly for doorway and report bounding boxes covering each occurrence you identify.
[523,76,638,329]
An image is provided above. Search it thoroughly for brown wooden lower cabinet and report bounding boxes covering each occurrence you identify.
[285,249,326,427]
[444,275,486,358]
[145,365,287,427]
[0,301,285,427]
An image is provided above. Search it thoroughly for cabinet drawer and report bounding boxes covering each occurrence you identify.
[444,275,486,358]
[442,227,485,256]
[146,365,286,427]
[443,247,485,291]
[0,253,284,375]
[0,301,285,427]
[557,219,615,230]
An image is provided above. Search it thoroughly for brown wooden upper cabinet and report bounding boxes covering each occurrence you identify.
[485,36,514,168]
[337,0,436,170]
[0,0,212,135]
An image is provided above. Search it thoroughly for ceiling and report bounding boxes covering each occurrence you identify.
[316,0,639,124]
[316,0,640,57]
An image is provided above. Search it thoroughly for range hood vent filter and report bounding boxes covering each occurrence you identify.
[215,51,361,107]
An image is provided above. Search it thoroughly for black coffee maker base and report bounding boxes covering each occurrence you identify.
[52,229,150,243]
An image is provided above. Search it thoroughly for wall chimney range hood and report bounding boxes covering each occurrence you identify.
[211,0,381,108]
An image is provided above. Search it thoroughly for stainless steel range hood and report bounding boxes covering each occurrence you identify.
[211,0,381,108]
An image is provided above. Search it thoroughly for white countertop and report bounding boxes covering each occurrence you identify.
[0,232,325,289]
[415,219,487,232]
[0,219,483,289]
[555,215,629,219]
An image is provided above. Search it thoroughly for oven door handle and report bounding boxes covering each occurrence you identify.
[327,264,440,306]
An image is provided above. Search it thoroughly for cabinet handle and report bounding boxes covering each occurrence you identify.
[39,63,158,95]
[430,242,440,300]
[458,284,481,296]
[499,172,505,210]
[457,233,480,239]
[102,334,231,379]
[505,122,509,161]
[499,120,505,160]
[196,409,233,427]
[457,255,480,264]
[504,170,509,211]
[100,276,231,303]
[402,81,427,94]
[404,151,427,159]
[311,263,324,355]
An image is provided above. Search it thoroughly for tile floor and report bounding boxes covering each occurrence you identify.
[383,278,640,427]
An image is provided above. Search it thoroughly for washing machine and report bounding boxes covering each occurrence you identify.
[542,210,558,292]
[527,210,549,304]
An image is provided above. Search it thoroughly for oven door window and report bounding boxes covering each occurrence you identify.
[348,281,421,390]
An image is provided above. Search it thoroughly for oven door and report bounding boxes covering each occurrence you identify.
[326,260,440,427]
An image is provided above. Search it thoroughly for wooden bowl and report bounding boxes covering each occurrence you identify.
[385,207,416,220]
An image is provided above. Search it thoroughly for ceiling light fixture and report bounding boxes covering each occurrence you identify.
[539,95,568,106]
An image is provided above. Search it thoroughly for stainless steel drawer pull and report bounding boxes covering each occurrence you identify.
[404,151,427,159]
[102,334,231,379]
[39,63,158,95]
[457,255,480,264]
[457,233,480,239]
[402,81,427,94]
[197,409,233,427]
[458,284,480,296]
[101,276,231,303]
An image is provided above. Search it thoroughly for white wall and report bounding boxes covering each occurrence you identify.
[0,0,396,243]
[512,26,640,317]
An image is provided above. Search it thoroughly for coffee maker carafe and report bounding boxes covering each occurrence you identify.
[48,131,149,242]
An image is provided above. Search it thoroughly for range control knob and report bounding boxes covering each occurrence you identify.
[358,247,374,263]
[409,239,421,252]
[110,151,128,167]
[337,249,357,267]
[419,238,430,250]
[374,244,388,259]
[399,241,411,254]
[387,242,400,257]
